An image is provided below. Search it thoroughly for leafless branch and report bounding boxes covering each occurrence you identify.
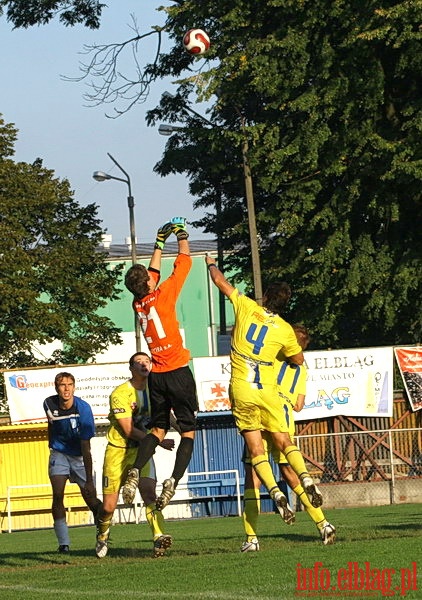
[61,14,164,118]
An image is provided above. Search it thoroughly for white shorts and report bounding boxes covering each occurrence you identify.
[48,449,91,487]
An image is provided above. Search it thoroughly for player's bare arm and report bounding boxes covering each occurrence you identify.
[119,416,148,443]
[287,351,305,366]
[120,416,175,451]
[149,221,173,270]
[81,439,95,494]
[293,393,306,412]
[205,255,235,298]
[178,238,190,255]
[171,216,190,255]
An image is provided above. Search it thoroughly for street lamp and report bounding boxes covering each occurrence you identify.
[158,117,263,305]
[92,153,142,352]
[158,124,178,136]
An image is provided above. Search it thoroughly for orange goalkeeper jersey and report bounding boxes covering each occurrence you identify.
[132,253,192,372]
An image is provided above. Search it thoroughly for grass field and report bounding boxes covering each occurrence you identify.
[0,504,420,600]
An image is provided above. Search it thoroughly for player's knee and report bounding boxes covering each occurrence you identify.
[151,427,166,442]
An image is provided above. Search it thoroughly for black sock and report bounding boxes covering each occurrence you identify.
[171,437,194,485]
[134,433,160,470]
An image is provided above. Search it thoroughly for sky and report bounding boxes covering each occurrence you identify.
[0,1,212,245]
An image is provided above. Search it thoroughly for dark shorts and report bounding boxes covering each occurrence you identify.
[149,366,198,433]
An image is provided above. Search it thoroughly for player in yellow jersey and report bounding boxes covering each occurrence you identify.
[206,256,322,524]
[95,352,175,558]
[241,325,335,551]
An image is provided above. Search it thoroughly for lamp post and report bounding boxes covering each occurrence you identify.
[93,153,142,352]
[239,133,263,305]
[158,119,263,305]
[215,189,227,334]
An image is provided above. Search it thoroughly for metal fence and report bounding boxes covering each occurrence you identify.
[183,426,422,516]
[295,427,422,510]
[2,427,421,530]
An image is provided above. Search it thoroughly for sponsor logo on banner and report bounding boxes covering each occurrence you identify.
[4,363,129,425]
[5,348,396,423]
[193,347,394,419]
[8,374,29,391]
[194,357,232,411]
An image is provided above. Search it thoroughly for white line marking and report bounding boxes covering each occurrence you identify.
[0,586,274,600]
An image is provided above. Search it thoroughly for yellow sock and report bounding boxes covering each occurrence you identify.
[251,455,279,497]
[293,484,326,529]
[243,488,260,540]
[284,445,310,480]
[145,502,165,539]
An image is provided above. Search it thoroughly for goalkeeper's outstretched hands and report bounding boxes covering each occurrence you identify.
[170,216,189,241]
[154,221,172,250]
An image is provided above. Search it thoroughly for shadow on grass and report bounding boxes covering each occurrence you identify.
[261,531,318,543]
[0,550,73,567]
[377,522,421,533]
[0,545,159,566]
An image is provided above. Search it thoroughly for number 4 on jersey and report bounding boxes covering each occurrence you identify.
[246,324,268,355]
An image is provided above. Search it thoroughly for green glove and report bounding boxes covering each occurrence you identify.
[155,222,172,250]
[170,216,189,241]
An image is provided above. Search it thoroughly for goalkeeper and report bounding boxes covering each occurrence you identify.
[122,218,198,511]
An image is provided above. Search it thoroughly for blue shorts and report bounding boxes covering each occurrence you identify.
[48,449,91,487]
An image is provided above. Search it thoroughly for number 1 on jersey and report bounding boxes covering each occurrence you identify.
[140,306,166,340]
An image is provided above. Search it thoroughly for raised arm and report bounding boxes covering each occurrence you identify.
[149,221,172,270]
[178,238,190,255]
[205,255,235,298]
[170,217,190,256]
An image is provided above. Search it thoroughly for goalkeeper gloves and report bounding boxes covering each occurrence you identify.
[154,221,172,250]
[170,216,189,240]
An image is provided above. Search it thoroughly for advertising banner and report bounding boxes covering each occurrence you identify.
[394,346,422,412]
[4,347,395,424]
[4,363,129,425]
[193,346,394,420]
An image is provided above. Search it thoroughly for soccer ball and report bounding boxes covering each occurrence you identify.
[183,28,210,56]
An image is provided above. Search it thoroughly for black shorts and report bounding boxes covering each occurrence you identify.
[149,366,198,433]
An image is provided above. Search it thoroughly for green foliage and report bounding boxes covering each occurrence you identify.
[0,115,123,409]
[3,1,419,348]
[0,0,105,28]
[148,0,421,349]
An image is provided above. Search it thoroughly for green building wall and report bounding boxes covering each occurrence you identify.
[99,251,236,358]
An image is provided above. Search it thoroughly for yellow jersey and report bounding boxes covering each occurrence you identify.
[229,289,302,387]
[276,361,307,407]
[106,380,151,448]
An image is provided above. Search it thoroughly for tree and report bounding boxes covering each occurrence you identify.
[0,115,123,380]
[0,0,104,29]
[0,2,164,117]
[146,0,422,349]
[3,1,420,348]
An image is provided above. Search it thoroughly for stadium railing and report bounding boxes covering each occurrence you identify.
[160,469,242,519]
[6,483,88,533]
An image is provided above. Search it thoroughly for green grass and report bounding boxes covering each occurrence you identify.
[0,504,421,600]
